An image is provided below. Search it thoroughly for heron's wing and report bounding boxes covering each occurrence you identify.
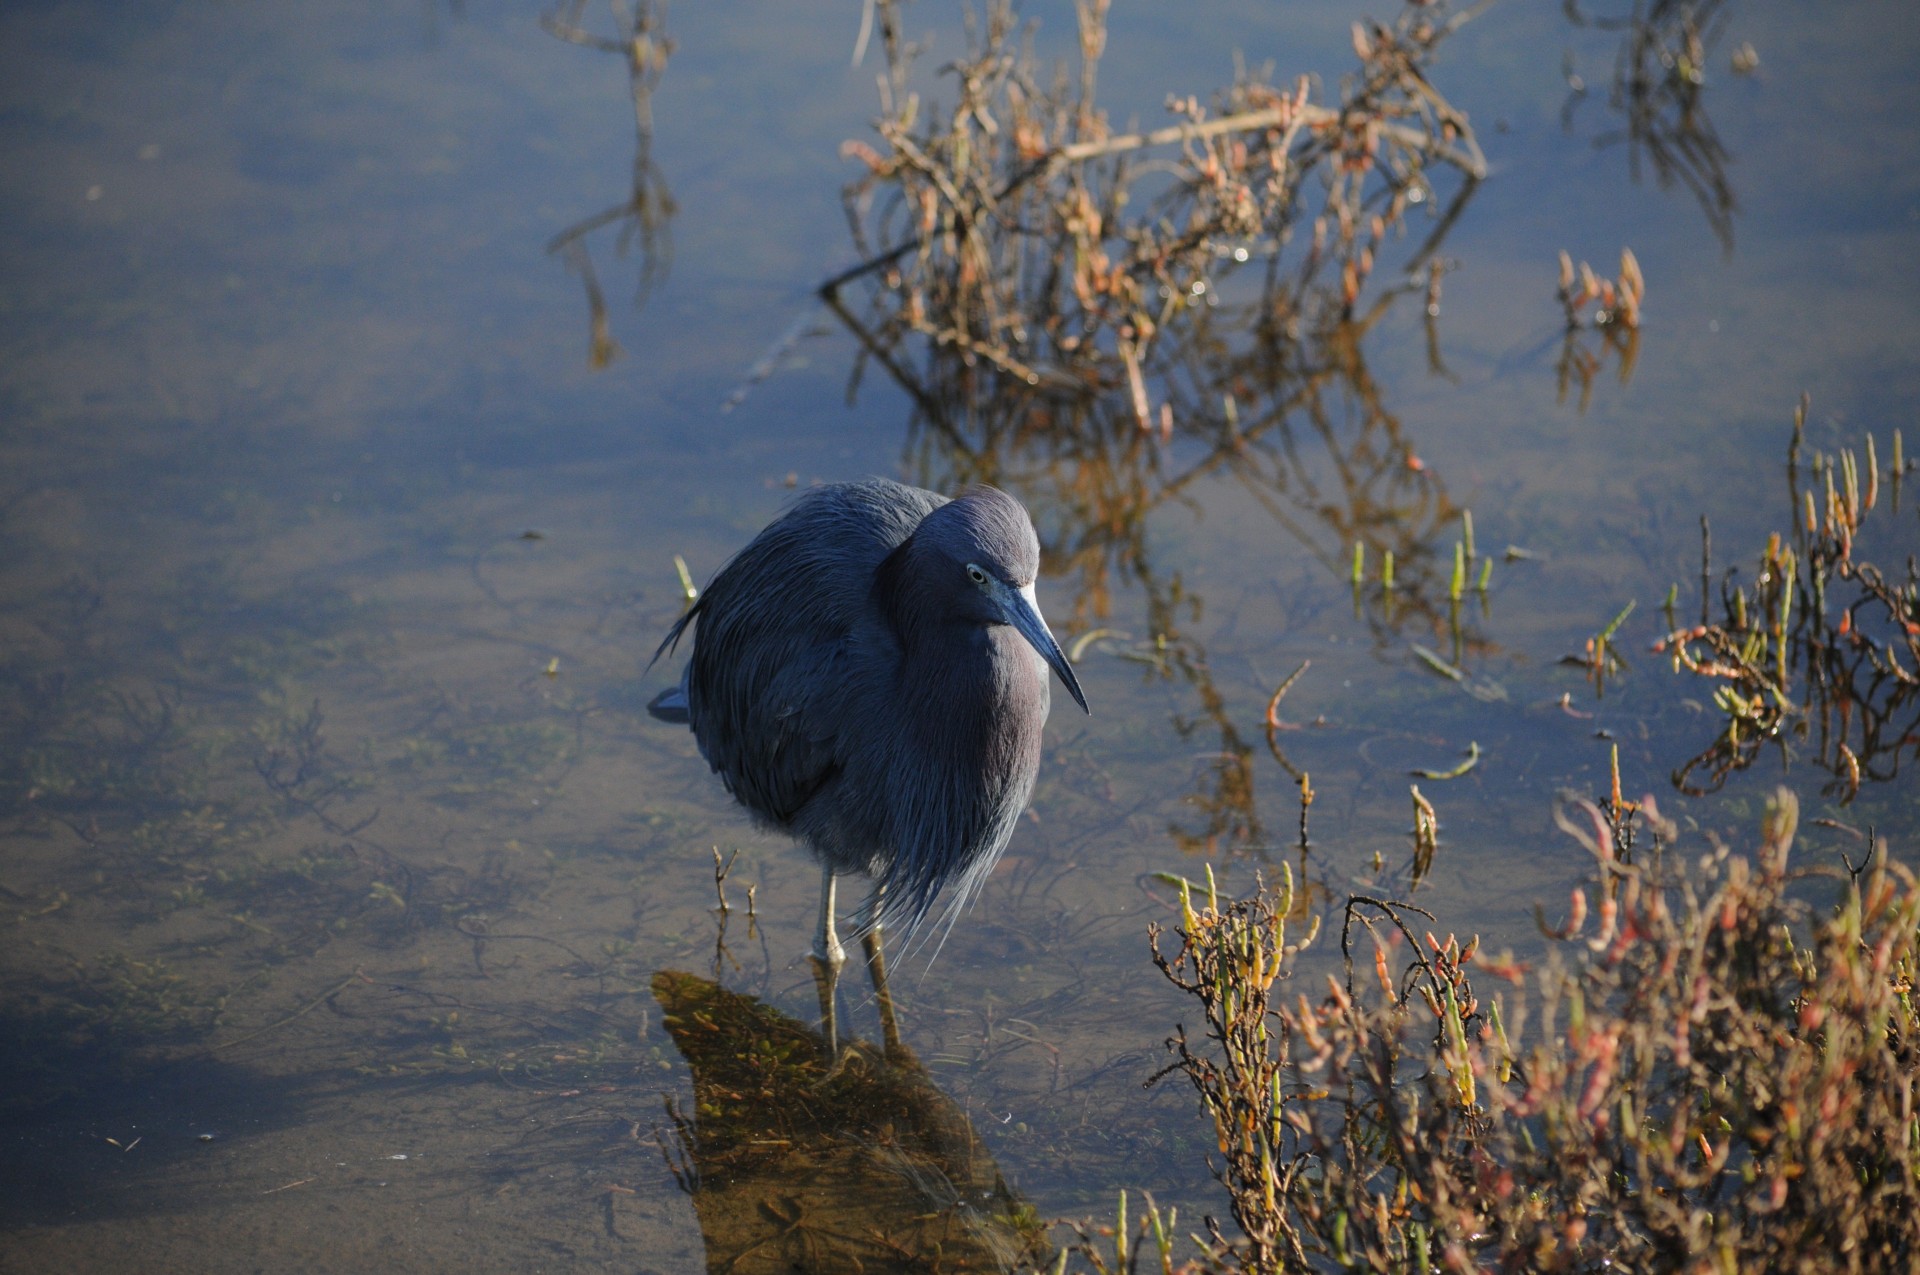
[646,677,691,724]
[682,481,941,826]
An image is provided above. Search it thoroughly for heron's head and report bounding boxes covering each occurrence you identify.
[910,489,1090,714]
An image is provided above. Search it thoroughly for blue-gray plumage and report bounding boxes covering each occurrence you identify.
[648,479,1088,967]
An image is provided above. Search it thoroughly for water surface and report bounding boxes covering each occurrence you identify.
[2,1,1917,1269]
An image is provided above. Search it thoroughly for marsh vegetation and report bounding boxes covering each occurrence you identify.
[1,0,1915,1270]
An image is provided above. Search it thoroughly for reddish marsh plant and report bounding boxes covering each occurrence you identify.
[1120,789,1918,1272]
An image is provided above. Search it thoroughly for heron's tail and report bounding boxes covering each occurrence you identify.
[647,684,691,723]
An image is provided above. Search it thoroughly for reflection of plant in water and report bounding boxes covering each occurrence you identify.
[1563,0,1738,248]
[1553,247,1644,413]
[830,0,1484,402]
[823,2,1494,858]
[1163,276,1478,655]
[1661,400,1919,797]
[544,0,677,369]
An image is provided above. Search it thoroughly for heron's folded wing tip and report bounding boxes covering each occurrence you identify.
[647,685,691,724]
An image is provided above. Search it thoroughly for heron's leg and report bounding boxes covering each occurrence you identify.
[857,883,903,1058]
[809,950,841,1057]
[815,866,847,972]
[860,913,904,1061]
[810,867,847,1056]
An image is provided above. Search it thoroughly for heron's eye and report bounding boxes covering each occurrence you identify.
[966,564,988,585]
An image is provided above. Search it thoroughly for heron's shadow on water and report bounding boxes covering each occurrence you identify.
[0,1006,312,1230]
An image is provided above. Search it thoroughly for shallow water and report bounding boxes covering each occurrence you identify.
[2,1,1917,1270]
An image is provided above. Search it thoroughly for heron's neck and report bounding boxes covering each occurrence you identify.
[874,542,1042,763]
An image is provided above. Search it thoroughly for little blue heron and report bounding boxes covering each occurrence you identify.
[648,479,1089,980]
